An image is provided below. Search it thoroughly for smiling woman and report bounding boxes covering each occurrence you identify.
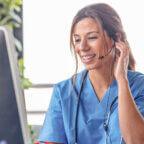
[37,3,144,144]
[72,18,116,70]
[22,0,144,143]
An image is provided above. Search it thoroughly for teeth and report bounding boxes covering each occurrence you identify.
[82,54,95,60]
[81,54,95,63]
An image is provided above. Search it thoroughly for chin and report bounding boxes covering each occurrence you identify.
[85,63,102,70]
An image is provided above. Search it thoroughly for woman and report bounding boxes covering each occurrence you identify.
[37,3,144,144]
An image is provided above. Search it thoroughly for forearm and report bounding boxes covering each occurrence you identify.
[118,78,144,143]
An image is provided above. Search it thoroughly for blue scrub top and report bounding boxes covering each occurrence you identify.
[38,70,144,144]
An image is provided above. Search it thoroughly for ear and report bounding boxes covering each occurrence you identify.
[109,37,115,48]
[115,33,122,41]
[111,39,115,47]
[103,31,114,46]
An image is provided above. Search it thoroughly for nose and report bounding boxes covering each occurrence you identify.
[79,39,89,51]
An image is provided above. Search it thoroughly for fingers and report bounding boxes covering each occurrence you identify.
[115,41,129,58]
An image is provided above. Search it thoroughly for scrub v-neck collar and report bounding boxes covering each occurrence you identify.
[86,74,117,113]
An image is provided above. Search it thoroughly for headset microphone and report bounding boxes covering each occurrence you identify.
[98,47,113,60]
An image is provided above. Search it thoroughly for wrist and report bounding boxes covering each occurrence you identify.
[117,76,128,85]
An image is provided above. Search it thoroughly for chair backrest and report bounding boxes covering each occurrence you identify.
[0,26,30,144]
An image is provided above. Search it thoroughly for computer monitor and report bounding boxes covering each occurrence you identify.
[0,27,30,144]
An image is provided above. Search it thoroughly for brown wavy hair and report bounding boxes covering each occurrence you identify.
[70,3,135,75]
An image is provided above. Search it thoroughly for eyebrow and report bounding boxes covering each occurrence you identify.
[73,31,100,37]
[87,31,100,35]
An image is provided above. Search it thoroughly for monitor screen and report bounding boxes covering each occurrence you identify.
[0,27,30,144]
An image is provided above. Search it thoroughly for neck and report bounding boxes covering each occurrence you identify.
[88,66,114,89]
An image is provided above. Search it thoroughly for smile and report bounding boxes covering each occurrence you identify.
[81,54,96,63]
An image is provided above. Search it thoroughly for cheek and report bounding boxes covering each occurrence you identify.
[73,44,82,54]
[72,47,80,58]
[90,41,103,52]
[73,47,79,54]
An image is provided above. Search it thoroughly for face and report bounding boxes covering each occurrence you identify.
[73,17,114,70]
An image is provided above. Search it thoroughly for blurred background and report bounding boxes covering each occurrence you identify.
[0,0,144,143]
[24,0,144,129]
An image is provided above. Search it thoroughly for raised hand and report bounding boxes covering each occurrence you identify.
[113,40,129,82]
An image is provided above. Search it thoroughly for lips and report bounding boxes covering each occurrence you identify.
[81,54,96,63]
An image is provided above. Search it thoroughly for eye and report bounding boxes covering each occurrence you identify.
[73,34,81,44]
[75,39,80,42]
[88,36,98,40]
[74,38,81,44]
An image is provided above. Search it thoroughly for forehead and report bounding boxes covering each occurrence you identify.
[73,17,102,35]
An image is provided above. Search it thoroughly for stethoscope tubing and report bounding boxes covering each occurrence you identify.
[73,70,118,144]
[74,70,88,143]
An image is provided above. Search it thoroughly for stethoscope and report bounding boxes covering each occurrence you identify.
[73,46,123,144]
[74,70,88,144]
[73,70,118,144]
